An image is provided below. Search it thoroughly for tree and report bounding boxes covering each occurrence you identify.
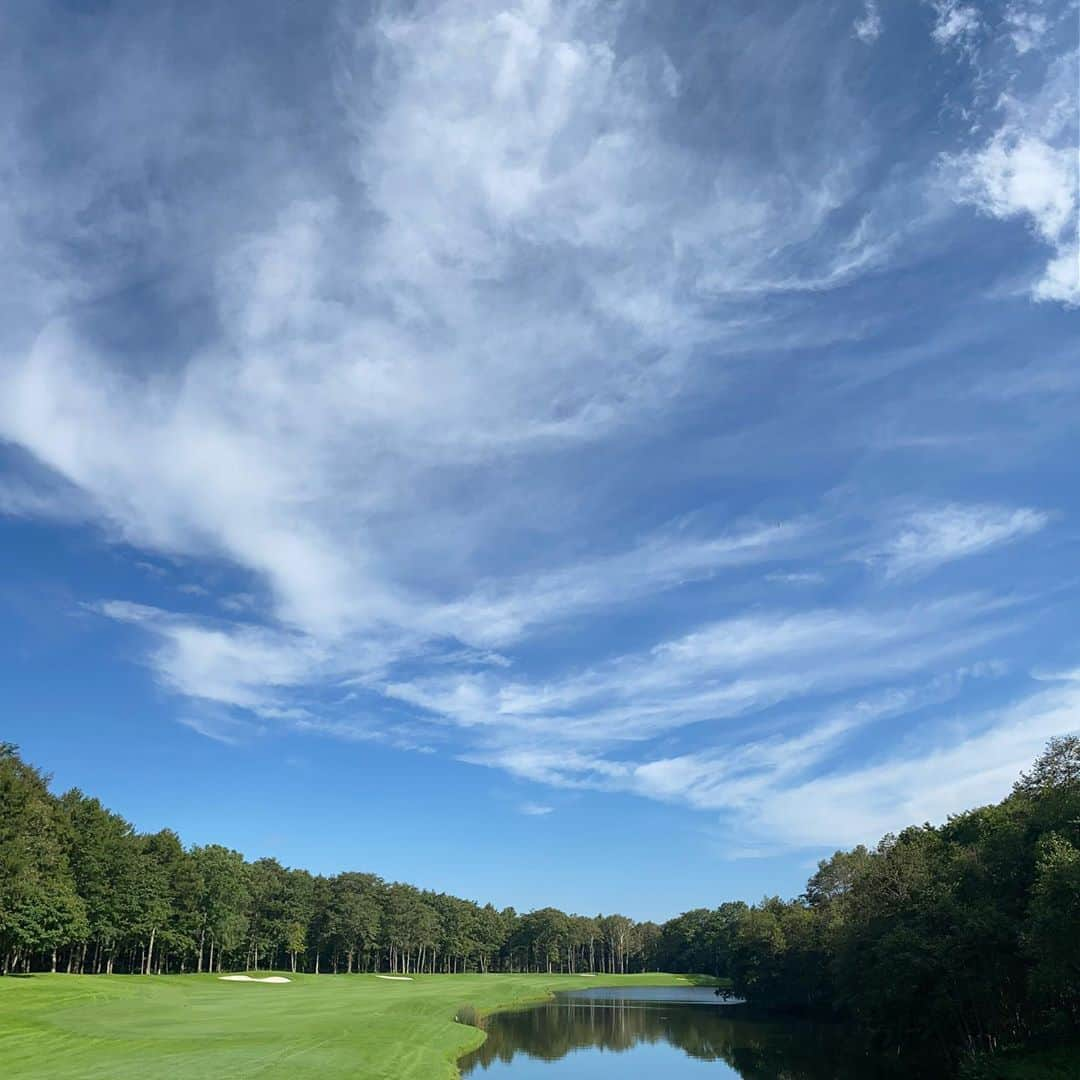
[282,869,315,974]
[246,858,291,971]
[1014,735,1080,796]
[192,845,249,974]
[597,913,633,974]
[141,830,200,973]
[1026,834,1080,1029]
[327,873,382,974]
[804,846,871,907]
[0,746,87,974]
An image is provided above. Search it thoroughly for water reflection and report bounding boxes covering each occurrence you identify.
[459,988,894,1078]
[551,986,740,1005]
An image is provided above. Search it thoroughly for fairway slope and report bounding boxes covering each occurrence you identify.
[0,972,692,1079]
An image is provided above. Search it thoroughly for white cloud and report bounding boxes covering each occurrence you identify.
[84,514,821,740]
[0,474,90,522]
[744,678,1080,846]
[1032,243,1080,304]
[519,802,554,816]
[945,50,1079,305]
[765,570,826,586]
[0,0,1072,846]
[434,520,813,647]
[968,136,1075,238]
[99,601,329,711]
[473,669,1076,850]
[866,503,1049,578]
[972,351,1080,399]
[854,1,882,44]
[0,0,892,676]
[1006,3,1051,54]
[929,2,981,49]
[177,708,262,747]
[417,595,1017,756]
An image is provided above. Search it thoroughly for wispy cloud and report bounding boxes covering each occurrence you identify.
[766,571,826,587]
[854,1,883,44]
[177,707,263,747]
[99,601,330,712]
[943,48,1079,305]
[519,802,554,817]
[928,2,982,50]
[865,503,1049,579]
[1005,3,1051,54]
[429,594,1019,755]
[738,676,1080,847]
[0,0,889,659]
[0,474,90,522]
[434,519,813,647]
[0,0,1075,862]
[472,666,1074,851]
[94,515,815,708]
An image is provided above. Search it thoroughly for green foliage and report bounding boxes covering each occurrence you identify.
[1013,735,1080,795]
[653,738,1080,1071]
[961,1042,1080,1079]
[1025,833,1080,1029]
[0,745,87,971]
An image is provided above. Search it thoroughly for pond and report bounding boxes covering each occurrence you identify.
[458,986,899,1078]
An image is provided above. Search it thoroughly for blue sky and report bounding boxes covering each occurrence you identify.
[1,0,1078,921]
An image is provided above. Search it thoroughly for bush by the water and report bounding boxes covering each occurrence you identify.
[454,1004,482,1027]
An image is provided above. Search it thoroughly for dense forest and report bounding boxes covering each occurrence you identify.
[662,736,1080,1067]
[2,738,1078,1069]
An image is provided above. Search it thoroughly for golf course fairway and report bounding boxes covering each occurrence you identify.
[0,971,692,1079]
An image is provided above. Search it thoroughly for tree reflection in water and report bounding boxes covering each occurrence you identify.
[459,997,899,1079]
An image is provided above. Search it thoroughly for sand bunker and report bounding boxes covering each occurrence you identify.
[375,975,414,981]
[218,975,291,984]
[578,973,597,977]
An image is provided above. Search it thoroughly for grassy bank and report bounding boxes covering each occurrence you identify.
[0,971,692,1079]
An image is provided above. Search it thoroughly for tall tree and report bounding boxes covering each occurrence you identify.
[192,845,250,974]
[0,746,87,974]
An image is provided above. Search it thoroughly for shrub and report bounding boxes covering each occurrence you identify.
[454,1003,481,1027]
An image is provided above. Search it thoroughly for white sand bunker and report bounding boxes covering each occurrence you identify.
[375,975,413,981]
[578,973,597,977]
[218,975,291,984]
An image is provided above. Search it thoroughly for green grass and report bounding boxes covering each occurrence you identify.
[0,971,695,1079]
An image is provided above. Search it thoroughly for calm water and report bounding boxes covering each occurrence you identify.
[459,986,896,1078]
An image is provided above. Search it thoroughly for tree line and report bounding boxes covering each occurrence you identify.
[2,737,1077,1069]
[0,743,658,978]
[657,736,1080,1068]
